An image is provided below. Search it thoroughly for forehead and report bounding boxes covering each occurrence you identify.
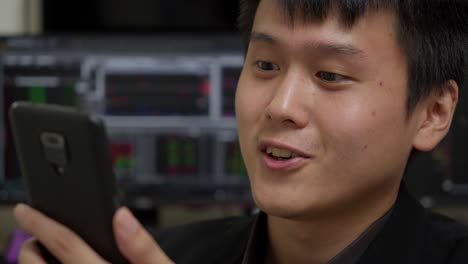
[262,0,393,28]
[251,0,402,59]
[254,0,398,31]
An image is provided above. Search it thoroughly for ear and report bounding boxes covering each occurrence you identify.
[412,80,458,151]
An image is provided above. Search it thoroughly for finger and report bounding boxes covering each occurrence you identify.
[14,203,108,264]
[113,207,174,264]
[18,238,47,264]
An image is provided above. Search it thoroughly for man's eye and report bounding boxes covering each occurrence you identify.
[317,71,346,82]
[255,61,280,71]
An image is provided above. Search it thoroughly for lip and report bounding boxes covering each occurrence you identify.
[258,140,312,171]
[259,140,312,158]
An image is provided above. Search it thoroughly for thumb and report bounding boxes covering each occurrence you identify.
[113,207,174,264]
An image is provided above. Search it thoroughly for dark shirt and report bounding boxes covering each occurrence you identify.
[241,209,391,264]
[155,183,468,264]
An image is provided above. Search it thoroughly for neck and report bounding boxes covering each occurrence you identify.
[264,184,400,264]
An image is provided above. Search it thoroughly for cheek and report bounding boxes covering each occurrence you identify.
[235,77,262,158]
[235,75,272,131]
[328,103,378,152]
[320,93,409,175]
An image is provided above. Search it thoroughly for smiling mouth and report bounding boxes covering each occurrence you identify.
[259,143,310,171]
[265,146,299,160]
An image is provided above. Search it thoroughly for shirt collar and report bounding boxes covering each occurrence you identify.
[241,211,267,264]
[241,208,392,264]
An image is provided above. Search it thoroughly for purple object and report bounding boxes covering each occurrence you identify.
[4,229,31,263]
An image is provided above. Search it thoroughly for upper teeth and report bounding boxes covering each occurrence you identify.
[266,146,297,158]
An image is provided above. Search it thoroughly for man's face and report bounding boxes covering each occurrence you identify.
[235,0,424,219]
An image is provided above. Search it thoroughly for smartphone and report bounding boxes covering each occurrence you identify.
[9,101,128,264]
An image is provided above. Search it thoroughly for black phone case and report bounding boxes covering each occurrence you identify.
[9,102,128,264]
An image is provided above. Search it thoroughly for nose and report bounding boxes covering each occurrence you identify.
[265,69,309,128]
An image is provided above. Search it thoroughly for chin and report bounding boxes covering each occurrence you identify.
[251,178,348,221]
[258,201,313,220]
[252,187,314,220]
[260,205,305,219]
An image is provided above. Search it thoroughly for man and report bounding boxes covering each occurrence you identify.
[13,0,468,263]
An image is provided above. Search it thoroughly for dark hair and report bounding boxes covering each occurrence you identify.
[238,0,468,114]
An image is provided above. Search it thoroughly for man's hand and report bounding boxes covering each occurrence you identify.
[13,203,174,264]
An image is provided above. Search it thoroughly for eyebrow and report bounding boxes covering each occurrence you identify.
[250,31,365,57]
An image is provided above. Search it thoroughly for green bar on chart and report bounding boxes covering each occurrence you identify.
[29,87,46,103]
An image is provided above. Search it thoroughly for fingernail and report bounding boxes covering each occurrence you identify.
[13,203,29,219]
[116,207,138,241]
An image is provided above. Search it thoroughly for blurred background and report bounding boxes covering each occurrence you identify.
[0,0,467,263]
